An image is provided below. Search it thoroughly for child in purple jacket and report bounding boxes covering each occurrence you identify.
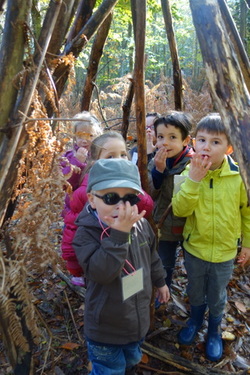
[61,111,102,218]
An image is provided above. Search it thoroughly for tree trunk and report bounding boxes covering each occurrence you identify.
[218,0,250,93]
[34,0,66,61]
[131,0,159,330]
[189,0,250,199]
[65,0,118,56]
[240,0,247,48]
[47,0,79,56]
[52,0,119,101]
[0,0,32,137]
[121,78,134,140]
[130,0,148,192]
[66,0,96,44]
[245,0,250,8]
[128,22,134,73]
[81,12,113,111]
[31,0,43,39]
[161,0,183,110]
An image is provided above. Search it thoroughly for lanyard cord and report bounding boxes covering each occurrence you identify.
[123,259,136,275]
[97,216,110,240]
[97,216,136,275]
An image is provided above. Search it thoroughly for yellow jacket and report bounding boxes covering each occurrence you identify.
[172,156,250,262]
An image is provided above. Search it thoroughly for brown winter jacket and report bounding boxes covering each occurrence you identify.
[148,146,194,241]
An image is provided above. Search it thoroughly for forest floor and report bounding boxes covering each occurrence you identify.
[0,221,250,375]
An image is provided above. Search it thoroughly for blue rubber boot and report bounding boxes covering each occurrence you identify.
[206,314,223,361]
[178,304,207,345]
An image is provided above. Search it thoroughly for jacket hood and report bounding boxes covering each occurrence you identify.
[75,204,99,228]
[220,155,239,176]
[165,145,194,176]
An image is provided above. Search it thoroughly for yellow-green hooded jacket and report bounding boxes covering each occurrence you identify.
[172,155,250,262]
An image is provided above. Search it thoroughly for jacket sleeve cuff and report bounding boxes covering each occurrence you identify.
[184,177,201,192]
[154,278,166,288]
[109,228,130,244]
[242,238,250,248]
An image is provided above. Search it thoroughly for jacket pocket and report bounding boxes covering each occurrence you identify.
[93,290,109,325]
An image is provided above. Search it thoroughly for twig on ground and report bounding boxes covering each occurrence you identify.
[56,267,86,299]
[141,341,246,375]
[35,306,53,375]
[146,326,170,340]
[138,362,186,374]
[63,289,84,344]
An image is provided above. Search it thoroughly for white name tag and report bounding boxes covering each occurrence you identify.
[122,268,143,301]
[131,152,138,165]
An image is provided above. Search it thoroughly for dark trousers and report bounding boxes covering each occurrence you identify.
[184,250,234,316]
[158,240,181,286]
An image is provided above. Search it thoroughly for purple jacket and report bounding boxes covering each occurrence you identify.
[61,144,87,217]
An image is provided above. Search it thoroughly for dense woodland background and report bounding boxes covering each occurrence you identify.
[0,1,250,374]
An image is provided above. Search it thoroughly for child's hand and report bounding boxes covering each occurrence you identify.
[76,147,88,163]
[104,202,146,233]
[188,153,212,182]
[154,147,168,173]
[237,247,250,267]
[156,284,170,304]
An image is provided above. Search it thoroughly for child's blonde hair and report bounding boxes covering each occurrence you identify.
[90,131,127,160]
[72,111,103,136]
[80,131,127,180]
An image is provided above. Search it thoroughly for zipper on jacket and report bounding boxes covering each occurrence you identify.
[210,178,213,188]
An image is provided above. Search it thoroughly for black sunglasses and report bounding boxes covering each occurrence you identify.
[92,192,141,206]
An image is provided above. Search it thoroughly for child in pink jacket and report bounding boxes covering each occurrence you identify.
[61,131,154,286]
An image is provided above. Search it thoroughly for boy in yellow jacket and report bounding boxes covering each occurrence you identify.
[172,113,250,361]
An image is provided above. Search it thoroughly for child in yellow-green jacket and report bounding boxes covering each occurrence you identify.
[172,113,250,362]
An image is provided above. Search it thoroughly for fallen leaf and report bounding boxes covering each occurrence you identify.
[226,314,234,323]
[60,342,80,350]
[141,353,149,363]
[87,361,92,372]
[162,318,171,328]
[235,301,247,313]
[222,331,236,341]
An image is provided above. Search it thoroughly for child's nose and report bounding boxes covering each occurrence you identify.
[203,142,210,150]
[115,201,125,209]
[156,143,164,150]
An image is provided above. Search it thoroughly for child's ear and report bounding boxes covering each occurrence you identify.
[192,138,196,148]
[226,145,233,155]
[87,192,96,209]
[183,135,191,146]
